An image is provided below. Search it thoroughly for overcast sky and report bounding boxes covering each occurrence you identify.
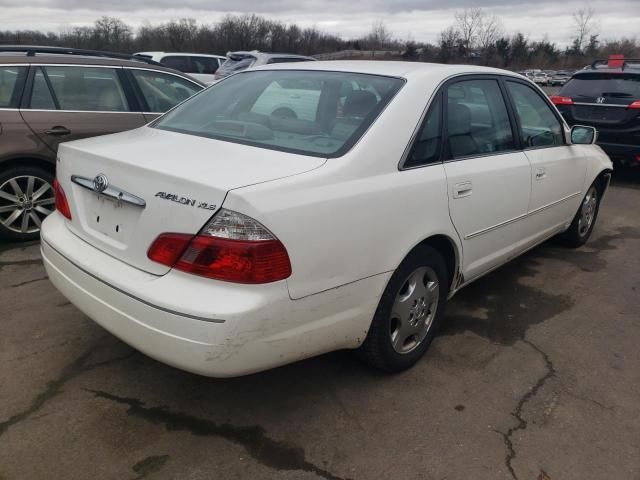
[2,0,638,46]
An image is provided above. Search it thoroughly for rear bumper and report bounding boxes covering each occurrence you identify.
[41,212,386,377]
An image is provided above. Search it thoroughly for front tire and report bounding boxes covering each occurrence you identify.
[358,245,449,373]
[0,165,55,242]
[557,181,601,248]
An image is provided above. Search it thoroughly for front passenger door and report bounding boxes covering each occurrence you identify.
[504,80,586,248]
[442,77,532,281]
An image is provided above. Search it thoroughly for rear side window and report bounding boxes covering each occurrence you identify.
[161,56,191,73]
[506,81,564,148]
[561,74,640,99]
[31,66,129,112]
[405,95,442,168]
[131,70,201,113]
[154,70,404,157]
[0,66,26,108]
[446,79,515,159]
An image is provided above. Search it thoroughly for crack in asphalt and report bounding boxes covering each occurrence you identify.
[498,339,556,480]
[132,454,170,480]
[5,276,48,289]
[0,346,135,437]
[562,390,615,412]
[0,259,42,271]
[85,389,352,480]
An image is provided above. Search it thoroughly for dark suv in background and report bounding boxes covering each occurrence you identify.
[552,55,640,166]
[0,46,203,241]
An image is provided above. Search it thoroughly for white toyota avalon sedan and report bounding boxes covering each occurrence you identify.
[41,61,612,377]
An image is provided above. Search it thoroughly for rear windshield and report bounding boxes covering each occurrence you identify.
[561,74,640,99]
[153,70,404,157]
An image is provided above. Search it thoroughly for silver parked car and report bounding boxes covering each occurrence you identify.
[214,51,316,81]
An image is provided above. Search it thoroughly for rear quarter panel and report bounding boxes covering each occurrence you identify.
[223,74,461,300]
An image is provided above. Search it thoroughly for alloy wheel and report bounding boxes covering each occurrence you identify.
[0,175,55,234]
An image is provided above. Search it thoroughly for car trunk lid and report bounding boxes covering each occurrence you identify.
[57,127,325,275]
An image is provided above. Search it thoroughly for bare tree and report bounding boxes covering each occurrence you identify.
[438,26,461,62]
[477,14,502,52]
[92,16,132,50]
[572,8,597,53]
[454,7,484,51]
[365,20,392,50]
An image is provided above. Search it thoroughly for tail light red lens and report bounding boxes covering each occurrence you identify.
[148,209,292,284]
[627,101,640,109]
[147,233,193,267]
[176,236,291,284]
[550,95,574,106]
[54,178,72,220]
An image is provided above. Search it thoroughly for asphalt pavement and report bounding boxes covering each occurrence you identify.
[1,169,639,480]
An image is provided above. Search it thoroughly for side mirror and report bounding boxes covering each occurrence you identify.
[570,125,597,145]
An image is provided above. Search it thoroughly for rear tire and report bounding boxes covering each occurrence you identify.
[0,165,55,242]
[358,245,449,373]
[557,181,601,248]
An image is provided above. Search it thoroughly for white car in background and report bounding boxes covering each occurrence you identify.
[532,72,549,85]
[42,61,612,377]
[134,52,226,84]
[214,51,316,81]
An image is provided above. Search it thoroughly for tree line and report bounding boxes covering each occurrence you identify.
[0,10,638,70]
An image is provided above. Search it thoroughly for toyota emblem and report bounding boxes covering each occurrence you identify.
[92,174,109,193]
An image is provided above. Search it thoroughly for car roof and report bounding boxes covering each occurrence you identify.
[135,51,226,58]
[0,52,206,84]
[577,57,640,76]
[250,60,522,80]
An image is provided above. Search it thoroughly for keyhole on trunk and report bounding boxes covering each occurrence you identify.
[115,225,119,233]
[96,216,100,223]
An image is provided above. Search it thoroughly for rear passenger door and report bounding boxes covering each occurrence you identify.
[504,80,585,246]
[20,65,146,152]
[442,76,532,281]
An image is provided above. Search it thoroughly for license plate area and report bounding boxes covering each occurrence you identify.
[83,193,141,245]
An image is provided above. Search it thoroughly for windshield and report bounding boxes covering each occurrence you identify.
[153,70,404,157]
[561,74,640,99]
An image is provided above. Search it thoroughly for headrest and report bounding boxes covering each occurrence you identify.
[448,103,472,136]
[343,90,377,118]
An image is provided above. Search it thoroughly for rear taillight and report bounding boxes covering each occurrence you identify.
[627,101,640,109]
[54,178,71,220]
[148,209,291,284]
[147,233,193,267]
[550,96,574,106]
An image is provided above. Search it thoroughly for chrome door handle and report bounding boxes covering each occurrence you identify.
[45,126,71,136]
[453,181,473,198]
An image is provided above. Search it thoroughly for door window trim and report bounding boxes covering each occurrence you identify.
[22,64,137,113]
[500,77,569,151]
[13,63,201,113]
[441,74,522,163]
